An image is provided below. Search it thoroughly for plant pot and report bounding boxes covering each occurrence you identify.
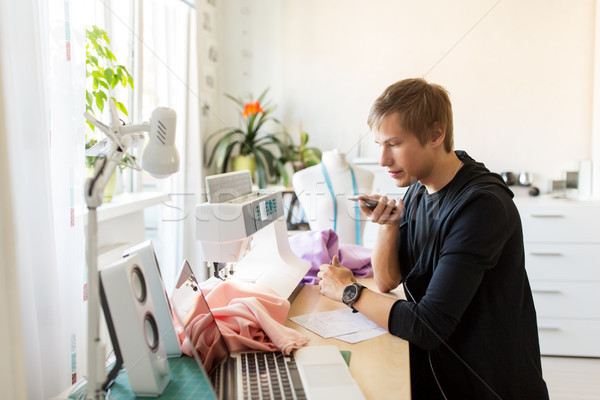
[232,155,256,179]
[292,161,306,172]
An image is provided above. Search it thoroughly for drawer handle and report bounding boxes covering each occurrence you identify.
[539,326,560,331]
[532,289,562,294]
[529,252,563,257]
[529,214,565,218]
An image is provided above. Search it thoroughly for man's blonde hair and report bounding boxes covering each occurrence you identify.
[367,78,454,152]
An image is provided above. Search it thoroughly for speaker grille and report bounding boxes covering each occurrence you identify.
[144,312,160,353]
[131,265,147,303]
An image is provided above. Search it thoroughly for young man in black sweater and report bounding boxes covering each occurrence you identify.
[317,78,549,399]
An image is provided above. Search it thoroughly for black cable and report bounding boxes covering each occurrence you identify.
[88,156,108,198]
[99,279,124,391]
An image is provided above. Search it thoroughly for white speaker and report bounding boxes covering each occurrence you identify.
[100,253,171,396]
[123,240,181,357]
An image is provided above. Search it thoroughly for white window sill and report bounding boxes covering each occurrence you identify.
[81,191,169,266]
[82,191,169,223]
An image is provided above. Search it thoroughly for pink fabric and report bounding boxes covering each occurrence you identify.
[176,305,228,374]
[179,280,309,365]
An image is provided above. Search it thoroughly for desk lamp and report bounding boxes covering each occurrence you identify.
[83,99,179,399]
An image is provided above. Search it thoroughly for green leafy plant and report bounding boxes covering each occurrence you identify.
[204,88,290,188]
[280,130,322,174]
[85,25,134,168]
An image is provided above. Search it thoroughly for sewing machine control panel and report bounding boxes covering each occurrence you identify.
[247,192,283,232]
[257,198,278,221]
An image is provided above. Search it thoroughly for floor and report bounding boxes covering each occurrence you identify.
[541,356,600,399]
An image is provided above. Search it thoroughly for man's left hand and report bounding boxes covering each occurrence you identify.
[317,255,357,302]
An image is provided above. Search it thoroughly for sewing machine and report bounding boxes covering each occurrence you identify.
[196,171,311,299]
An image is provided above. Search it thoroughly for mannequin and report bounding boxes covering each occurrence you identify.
[292,149,374,245]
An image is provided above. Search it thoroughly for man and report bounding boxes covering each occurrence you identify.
[317,78,549,399]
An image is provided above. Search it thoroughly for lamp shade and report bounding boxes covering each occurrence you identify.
[142,107,180,178]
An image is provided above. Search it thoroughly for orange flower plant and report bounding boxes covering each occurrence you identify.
[204,88,290,188]
[242,101,264,117]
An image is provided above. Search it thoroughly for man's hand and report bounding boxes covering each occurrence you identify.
[359,195,404,292]
[358,195,404,226]
[318,255,397,330]
[317,255,356,302]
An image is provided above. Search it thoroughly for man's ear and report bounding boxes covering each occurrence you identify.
[429,121,446,149]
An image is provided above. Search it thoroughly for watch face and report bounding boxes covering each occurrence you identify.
[343,284,358,303]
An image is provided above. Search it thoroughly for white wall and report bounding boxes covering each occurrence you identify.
[217,0,596,189]
[216,0,283,133]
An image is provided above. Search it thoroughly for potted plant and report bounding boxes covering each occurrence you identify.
[204,88,289,189]
[85,25,134,201]
[280,129,322,174]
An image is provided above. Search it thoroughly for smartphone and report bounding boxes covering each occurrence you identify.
[347,195,397,211]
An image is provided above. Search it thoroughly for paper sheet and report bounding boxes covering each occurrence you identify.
[289,308,387,343]
[334,327,388,344]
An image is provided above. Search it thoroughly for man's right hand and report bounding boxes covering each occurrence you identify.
[360,195,404,292]
[358,195,404,226]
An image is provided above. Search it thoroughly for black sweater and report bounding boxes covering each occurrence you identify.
[388,151,549,400]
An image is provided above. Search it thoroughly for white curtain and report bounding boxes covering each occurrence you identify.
[0,0,205,396]
[0,44,28,400]
[0,0,86,398]
[140,0,205,291]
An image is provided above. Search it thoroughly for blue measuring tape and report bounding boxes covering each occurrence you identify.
[320,163,362,246]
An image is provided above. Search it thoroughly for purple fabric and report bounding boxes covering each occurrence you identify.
[288,229,373,284]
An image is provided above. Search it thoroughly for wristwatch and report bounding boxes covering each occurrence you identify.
[342,283,366,313]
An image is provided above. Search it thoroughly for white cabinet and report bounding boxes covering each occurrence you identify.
[516,197,600,357]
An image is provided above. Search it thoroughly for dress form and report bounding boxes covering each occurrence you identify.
[292,149,374,245]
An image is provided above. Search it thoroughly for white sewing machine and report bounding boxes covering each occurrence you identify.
[196,171,311,299]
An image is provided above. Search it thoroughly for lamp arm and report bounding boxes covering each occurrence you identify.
[84,112,110,135]
[84,140,123,399]
[120,122,150,134]
[108,98,121,132]
[85,208,102,399]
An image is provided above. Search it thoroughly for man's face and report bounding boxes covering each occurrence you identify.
[374,112,431,187]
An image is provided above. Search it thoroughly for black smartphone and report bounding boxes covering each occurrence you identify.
[347,195,397,211]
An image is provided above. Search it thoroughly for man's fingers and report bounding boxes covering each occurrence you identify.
[318,263,333,279]
[369,197,404,225]
[369,196,388,221]
[371,196,395,222]
[317,267,328,279]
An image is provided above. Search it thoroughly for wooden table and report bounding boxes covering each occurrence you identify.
[286,278,411,400]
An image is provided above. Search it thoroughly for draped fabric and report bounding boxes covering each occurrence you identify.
[138,0,205,292]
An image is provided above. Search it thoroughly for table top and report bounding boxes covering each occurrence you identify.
[286,278,411,400]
